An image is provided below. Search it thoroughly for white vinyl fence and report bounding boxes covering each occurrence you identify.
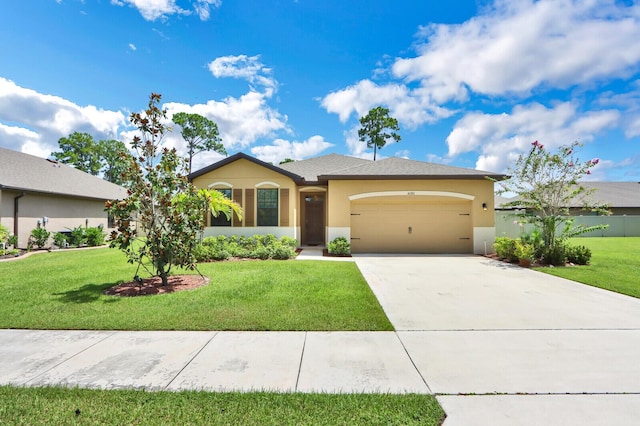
[495,212,640,239]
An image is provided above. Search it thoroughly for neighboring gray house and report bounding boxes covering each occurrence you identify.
[496,181,640,237]
[0,147,127,248]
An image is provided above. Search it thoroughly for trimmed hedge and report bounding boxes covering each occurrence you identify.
[195,234,298,262]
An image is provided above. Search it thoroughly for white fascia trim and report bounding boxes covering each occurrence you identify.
[255,181,280,188]
[208,181,233,188]
[349,190,475,201]
[299,186,327,192]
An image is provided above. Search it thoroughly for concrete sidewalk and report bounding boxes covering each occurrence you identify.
[0,329,429,394]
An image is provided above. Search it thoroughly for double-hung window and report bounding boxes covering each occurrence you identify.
[257,188,278,226]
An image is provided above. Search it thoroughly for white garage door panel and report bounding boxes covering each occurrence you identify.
[350,202,472,253]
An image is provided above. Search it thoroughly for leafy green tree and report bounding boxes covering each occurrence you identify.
[358,106,401,161]
[279,158,294,164]
[98,139,133,186]
[172,112,226,174]
[105,93,242,286]
[498,140,610,249]
[52,132,102,175]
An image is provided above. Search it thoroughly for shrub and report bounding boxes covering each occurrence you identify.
[7,234,18,248]
[520,229,545,259]
[28,227,50,249]
[195,234,297,261]
[66,226,85,246]
[85,227,105,247]
[53,232,68,248]
[514,240,535,261]
[494,237,518,262]
[0,224,8,245]
[328,236,350,256]
[542,244,566,266]
[566,244,592,265]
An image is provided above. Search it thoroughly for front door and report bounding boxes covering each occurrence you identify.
[303,193,325,245]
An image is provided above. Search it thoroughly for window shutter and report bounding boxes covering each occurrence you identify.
[280,188,289,227]
[233,188,243,227]
[245,189,255,227]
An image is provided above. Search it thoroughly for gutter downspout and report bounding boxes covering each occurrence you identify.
[14,192,25,242]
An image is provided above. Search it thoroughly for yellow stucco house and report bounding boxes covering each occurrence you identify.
[189,152,505,254]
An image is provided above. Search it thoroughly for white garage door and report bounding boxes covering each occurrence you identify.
[350,199,473,253]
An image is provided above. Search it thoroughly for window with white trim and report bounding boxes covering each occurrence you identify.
[257,188,278,226]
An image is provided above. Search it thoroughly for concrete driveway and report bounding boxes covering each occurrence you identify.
[355,255,640,425]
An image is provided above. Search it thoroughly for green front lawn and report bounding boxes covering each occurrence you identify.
[0,248,392,331]
[0,386,445,426]
[535,237,640,298]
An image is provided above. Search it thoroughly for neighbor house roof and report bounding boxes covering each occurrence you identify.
[0,147,127,200]
[190,152,506,184]
[495,181,640,209]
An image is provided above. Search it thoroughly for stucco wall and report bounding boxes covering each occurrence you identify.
[191,158,298,230]
[0,189,112,248]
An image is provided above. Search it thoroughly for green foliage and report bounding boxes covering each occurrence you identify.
[195,234,297,262]
[85,227,105,247]
[98,139,133,186]
[565,244,592,265]
[68,226,85,246]
[493,237,519,262]
[358,106,401,161]
[542,243,567,266]
[7,234,18,248]
[51,131,102,175]
[105,93,242,286]
[172,112,226,174]
[520,229,545,259]
[328,236,351,255]
[514,240,535,261]
[53,232,67,248]
[497,141,610,250]
[0,224,8,243]
[28,227,50,249]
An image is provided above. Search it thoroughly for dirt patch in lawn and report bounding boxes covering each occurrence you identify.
[103,275,209,297]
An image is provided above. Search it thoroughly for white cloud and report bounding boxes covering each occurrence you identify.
[128,43,137,51]
[208,55,277,95]
[193,0,221,20]
[250,135,334,164]
[111,0,221,21]
[445,101,620,172]
[164,91,289,152]
[321,79,453,128]
[0,77,126,157]
[392,0,640,100]
[111,0,188,21]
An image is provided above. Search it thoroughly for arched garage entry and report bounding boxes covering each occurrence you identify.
[349,191,474,254]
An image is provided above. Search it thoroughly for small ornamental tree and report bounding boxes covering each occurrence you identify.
[358,106,401,161]
[498,140,610,249]
[105,93,242,286]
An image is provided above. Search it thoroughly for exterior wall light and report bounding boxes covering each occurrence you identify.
[482,202,488,211]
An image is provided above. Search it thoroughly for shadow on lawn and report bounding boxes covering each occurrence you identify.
[53,282,122,304]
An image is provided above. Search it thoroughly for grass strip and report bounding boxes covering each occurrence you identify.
[0,386,444,426]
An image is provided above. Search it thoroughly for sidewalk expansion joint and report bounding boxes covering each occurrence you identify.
[393,331,433,394]
[163,331,219,390]
[294,332,307,391]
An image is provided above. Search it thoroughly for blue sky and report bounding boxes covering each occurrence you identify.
[1,0,639,181]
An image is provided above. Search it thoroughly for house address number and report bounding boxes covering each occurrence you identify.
[407,191,415,195]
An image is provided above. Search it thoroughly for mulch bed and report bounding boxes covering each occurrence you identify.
[103,275,210,297]
[322,249,352,258]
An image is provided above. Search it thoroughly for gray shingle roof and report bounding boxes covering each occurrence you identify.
[316,156,505,181]
[191,152,505,184]
[495,182,640,209]
[0,147,127,200]
[276,153,371,181]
